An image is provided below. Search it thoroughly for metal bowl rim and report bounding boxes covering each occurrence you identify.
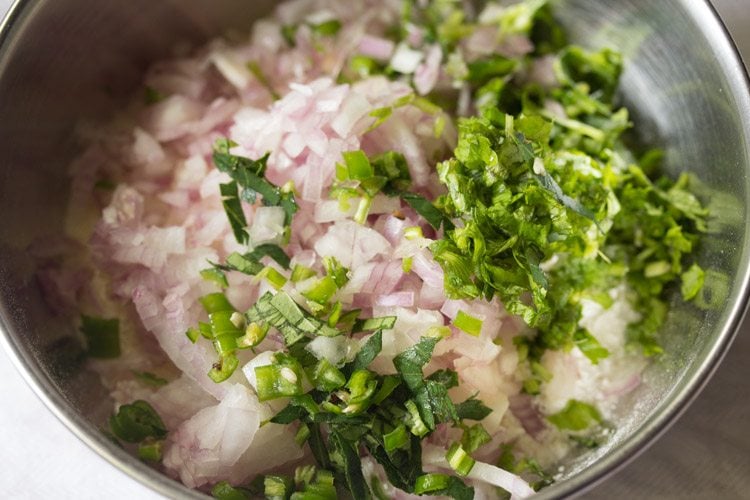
[0,0,749,498]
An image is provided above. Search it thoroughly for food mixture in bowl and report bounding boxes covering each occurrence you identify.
[40,0,709,497]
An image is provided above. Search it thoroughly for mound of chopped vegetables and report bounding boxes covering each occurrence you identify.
[46,0,708,499]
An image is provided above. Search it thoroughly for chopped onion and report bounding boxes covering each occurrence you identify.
[359,34,396,61]
[390,43,425,74]
[305,335,359,367]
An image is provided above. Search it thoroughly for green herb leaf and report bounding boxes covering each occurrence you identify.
[393,337,457,430]
[426,369,459,389]
[132,371,168,388]
[415,474,474,500]
[219,181,249,245]
[247,243,291,269]
[573,329,610,365]
[213,139,298,228]
[453,310,483,337]
[681,263,705,301]
[211,481,253,500]
[329,430,371,499]
[80,315,120,359]
[401,192,455,231]
[109,400,167,443]
[454,398,492,421]
[200,267,229,288]
[547,399,602,431]
[353,316,397,332]
[350,330,383,372]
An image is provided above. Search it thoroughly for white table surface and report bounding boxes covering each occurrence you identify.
[1,1,749,499]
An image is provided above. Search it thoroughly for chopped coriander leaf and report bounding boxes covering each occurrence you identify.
[352,316,397,332]
[454,397,492,421]
[80,315,120,359]
[401,192,455,231]
[245,292,340,348]
[213,139,298,227]
[219,181,249,245]
[217,252,264,276]
[547,399,602,431]
[573,329,610,365]
[131,371,168,388]
[558,46,623,103]
[246,243,292,269]
[417,475,474,500]
[432,81,707,356]
[461,424,491,453]
[427,369,459,390]
[681,263,705,301]
[329,430,372,499]
[466,55,517,85]
[350,330,383,372]
[393,337,458,430]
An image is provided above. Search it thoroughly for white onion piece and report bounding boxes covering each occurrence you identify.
[390,43,424,74]
[414,44,442,95]
[242,351,277,392]
[210,50,251,89]
[314,200,357,223]
[131,127,168,173]
[411,251,444,289]
[331,92,372,138]
[144,95,205,142]
[314,220,391,269]
[249,206,286,245]
[469,462,536,499]
[306,335,359,367]
[375,291,415,307]
[252,19,285,52]
[163,384,303,488]
[305,9,336,25]
[359,34,396,61]
[422,445,535,499]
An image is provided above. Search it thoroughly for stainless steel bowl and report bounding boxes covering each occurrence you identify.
[1,0,749,498]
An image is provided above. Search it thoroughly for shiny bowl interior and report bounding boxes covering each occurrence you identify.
[1,0,749,498]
